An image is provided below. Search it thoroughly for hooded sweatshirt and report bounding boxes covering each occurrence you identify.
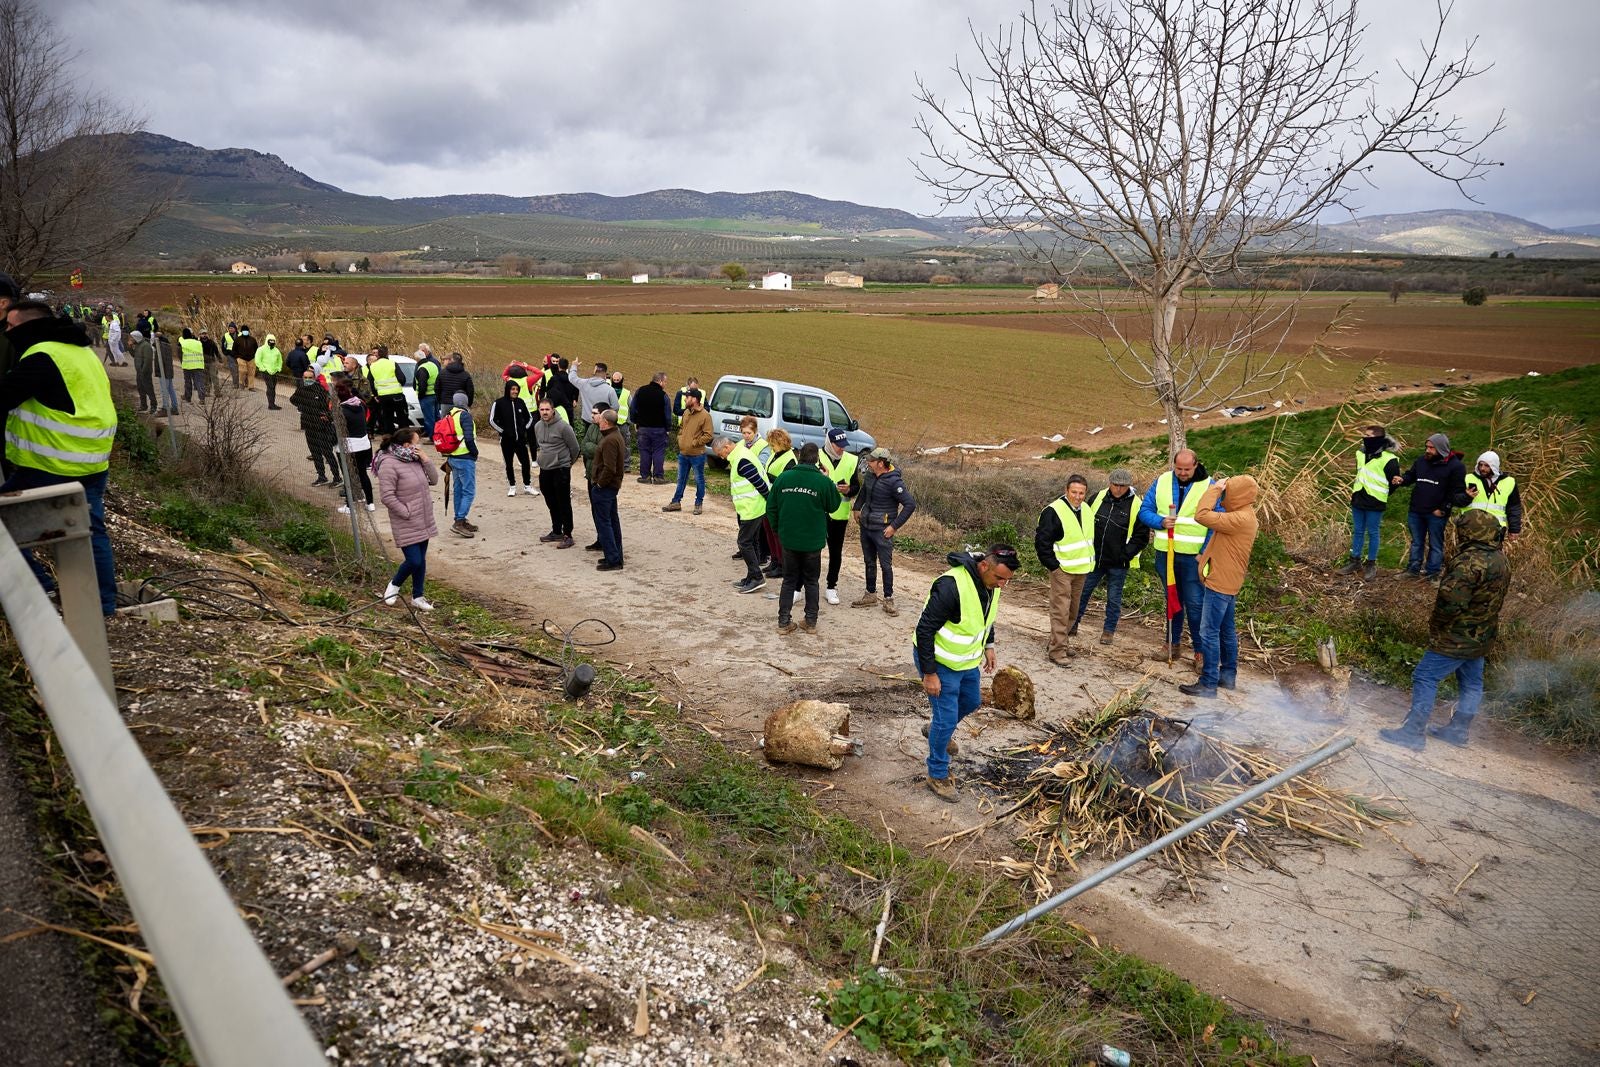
[1194,476,1260,596]
[1467,450,1523,534]
[914,551,998,674]
[1351,434,1402,512]
[1429,510,1511,659]
[1398,438,1469,516]
[489,380,533,443]
[0,314,97,417]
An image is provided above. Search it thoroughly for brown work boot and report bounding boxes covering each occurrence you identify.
[882,597,898,617]
[1150,644,1177,662]
[921,722,958,755]
[661,501,682,512]
[1049,650,1072,667]
[852,593,879,608]
[777,621,797,636]
[800,621,817,635]
[1098,632,1114,646]
[925,775,959,803]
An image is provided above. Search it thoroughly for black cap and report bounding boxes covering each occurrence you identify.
[0,272,19,302]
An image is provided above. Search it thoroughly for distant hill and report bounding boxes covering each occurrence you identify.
[1319,210,1600,257]
[107,134,1599,268]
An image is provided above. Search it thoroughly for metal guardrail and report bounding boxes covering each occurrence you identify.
[0,484,323,1065]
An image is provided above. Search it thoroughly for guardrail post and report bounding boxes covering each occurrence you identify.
[0,483,114,700]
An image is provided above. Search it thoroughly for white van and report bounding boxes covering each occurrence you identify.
[705,375,875,454]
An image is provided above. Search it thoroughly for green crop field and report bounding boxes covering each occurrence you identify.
[416,311,1436,449]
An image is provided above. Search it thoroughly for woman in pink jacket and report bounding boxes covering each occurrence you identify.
[373,428,440,610]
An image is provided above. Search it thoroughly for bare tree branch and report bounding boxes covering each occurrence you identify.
[916,0,1501,453]
[0,0,172,289]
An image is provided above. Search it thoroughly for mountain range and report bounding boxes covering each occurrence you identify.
[119,133,1600,264]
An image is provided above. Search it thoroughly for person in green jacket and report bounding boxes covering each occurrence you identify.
[767,442,842,634]
[256,333,285,410]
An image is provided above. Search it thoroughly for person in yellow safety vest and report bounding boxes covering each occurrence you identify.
[1076,469,1153,647]
[608,370,634,474]
[817,428,861,605]
[1338,425,1401,580]
[1034,473,1098,665]
[255,333,285,410]
[913,544,1020,803]
[1464,450,1522,539]
[1138,448,1212,667]
[715,434,773,594]
[179,327,207,403]
[1,299,119,615]
[222,323,239,387]
[365,344,408,437]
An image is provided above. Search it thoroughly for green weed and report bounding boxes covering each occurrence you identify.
[823,967,977,1064]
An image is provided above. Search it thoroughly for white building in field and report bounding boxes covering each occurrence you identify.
[230,261,258,274]
[1033,283,1061,300]
[586,272,603,280]
[824,271,864,288]
[631,273,649,284]
[761,272,792,290]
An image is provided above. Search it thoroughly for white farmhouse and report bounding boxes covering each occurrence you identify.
[230,261,258,275]
[761,271,792,291]
[585,272,603,280]
[631,273,649,284]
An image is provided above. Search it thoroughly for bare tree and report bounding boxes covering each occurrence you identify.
[916,0,1500,453]
[0,0,171,287]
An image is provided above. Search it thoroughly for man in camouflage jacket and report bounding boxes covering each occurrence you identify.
[1379,510,1510,749]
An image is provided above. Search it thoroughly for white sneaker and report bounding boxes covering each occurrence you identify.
[410,596,435,611]
[522,484,539,496]
[337,505,351,514]
[381,583,401,606]
[508,485,518,496]
[366,503,376,512]
[825,588,840,605]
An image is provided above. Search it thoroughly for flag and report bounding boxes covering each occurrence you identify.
[1165,519,1180,627]
[70,269,84,289]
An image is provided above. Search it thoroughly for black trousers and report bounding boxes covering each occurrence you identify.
[737,516,766,581]
[824,517,848,589]
[780,548,821,625]
[374,393,409,435]
[539,464,573,535]
[305,429,337,480]
[501,437,532,485]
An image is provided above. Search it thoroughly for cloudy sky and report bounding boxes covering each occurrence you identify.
[57,0,1598,226]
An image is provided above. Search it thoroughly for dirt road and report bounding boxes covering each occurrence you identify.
[135,373,1600,1065]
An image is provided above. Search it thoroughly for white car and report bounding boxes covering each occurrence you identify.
[705,375,875,455]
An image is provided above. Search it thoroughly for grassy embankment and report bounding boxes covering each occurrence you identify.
[0,402,1328,1066]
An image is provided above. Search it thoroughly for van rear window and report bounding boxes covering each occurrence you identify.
[710,383,773,419]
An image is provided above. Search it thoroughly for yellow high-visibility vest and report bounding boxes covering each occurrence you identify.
[368,357,402,396]
[1464,473,1515,526]
[1353,450,1396,502]
[728,441,767,520]
[922,565,998,672]
[819,450,858,521]
[5,341,116,476]
[1047,497,1097,574]
[179,336,205,370]
[1154,472,1208,555]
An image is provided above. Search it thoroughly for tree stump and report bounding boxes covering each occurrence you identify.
[984,666,1036,720]
[761,700,855,770]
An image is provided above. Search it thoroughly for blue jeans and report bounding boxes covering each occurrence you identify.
[1164,551,1203,647]
[2,467,117,616]
[390,541,428,598]
[1196,587,1238,689]
[419,395,438,435]
[1406,511,1446,575]
[917,656,982,779]
[1078,566,1130,634]
[1411,651,1484,723]
[447,456,476,521]
[590,484,622,564]
[671,452,706,506]
[1351,507,1383,561]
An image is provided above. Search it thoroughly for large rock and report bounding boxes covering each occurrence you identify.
[984,666,1036,720]
[762,700,855,770]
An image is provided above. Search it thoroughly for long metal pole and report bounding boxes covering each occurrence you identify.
[975,736,1357,947]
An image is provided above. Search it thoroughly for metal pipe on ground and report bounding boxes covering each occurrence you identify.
[0,512,324,1065]
[974,735,1357,948]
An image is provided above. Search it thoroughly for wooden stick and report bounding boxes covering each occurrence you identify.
[307,761,366,816]
[821,1015,867,1055]
[1452,861,1481,897]
[869,886,893,966]
[633,982,650,1037]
